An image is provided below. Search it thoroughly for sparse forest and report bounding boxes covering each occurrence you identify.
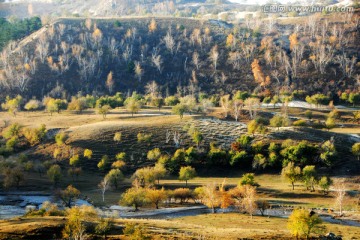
[0,13,359,102]
[0,1,359,239]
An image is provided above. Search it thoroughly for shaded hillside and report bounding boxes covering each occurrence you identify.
[0,14,359,100]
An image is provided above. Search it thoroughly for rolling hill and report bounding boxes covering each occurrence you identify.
[0,13,359,101]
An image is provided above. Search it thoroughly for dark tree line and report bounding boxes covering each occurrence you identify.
[0,16,42,50]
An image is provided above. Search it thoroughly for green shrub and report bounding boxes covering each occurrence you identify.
[164,96,179,106]
[293,119,307,127]
[239,173,259,186]
[137,133,152,143]
[55,132,68,146]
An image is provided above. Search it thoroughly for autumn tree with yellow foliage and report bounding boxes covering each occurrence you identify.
[251,59,265,87]
[148,19,157,33]
[289,33,298,50]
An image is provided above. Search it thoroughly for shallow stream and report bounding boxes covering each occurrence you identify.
[1,195,359,228]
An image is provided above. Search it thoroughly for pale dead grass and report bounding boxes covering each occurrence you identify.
[0,108,183,130]
[1,214,359,240]
[0,217,65,234]
[331,128,360,134]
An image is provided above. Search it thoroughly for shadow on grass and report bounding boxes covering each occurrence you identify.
[267,199,304,205]
[258,187,333,200]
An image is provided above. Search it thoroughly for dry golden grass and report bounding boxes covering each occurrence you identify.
[0,109,359,240]
[1,214,359,240]
[331,128,360,134]
[0,107,182,130]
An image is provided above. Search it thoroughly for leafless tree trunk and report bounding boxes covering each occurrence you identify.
[145,81,159,98]
[265,17,276,34]
[335,54,356,78]
[210,45,219,72]
[29,58,37,75]
[59,54,71,73]
[228,51,241,70]
[264,49,273,67]
[241,44,256,63]
[57,23,66,36]
[134,61,143,82]
[109,37,119,60]
[36,36,49,64]
[334,181,346,216]
[220,95,230,118]
[151,53,162,73]
[271,70,281,85]
[241,185,257,218]
[173,131,182,148]
[72,44,84,64]
[220,72,227,85]
[355,74,360,90]
[245,97,260,119]
[291,44,304,78]
[310,42,333,74]
[306,14,319,39]
[122,45,132,63]
[232,99,243,122]
[166,130,171,144]
[99,177,110,202]
[164,31,175,55]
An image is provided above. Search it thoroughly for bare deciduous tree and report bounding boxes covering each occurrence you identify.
[58,54,71,73]
[106,71,114,94]
[203,182,221,214]
[164,31,175,54]
[71,44,84,64]
[109,37,119,60]
[291,44,304,78]
[232,99,243,122]
[60,41,69,54]
[335,54,356,78]
[166,130,171,144]
[99,176,110,202]
[355,74,360,90]
[220,95,230,118]
[306,14,319,39]
[85,18,92,31]
[310,42,333,74]
[16,71,30,92]
[245,97,260,119]
[36,36,49,64]
[145,81,159,98]
[78,56,96,90]
[334,180,346,216]
[241,185,258,218]
[134,61,143,82]
[241,43,256,63]
[151,53,162,73]
[228,51,242,70]
[220,72,227,85]
[122,45,132,63]
[192,52,201,71]
[190,28,202,47]
[209,45,219,72]
[173,131,182,148]
[57,23,66,36]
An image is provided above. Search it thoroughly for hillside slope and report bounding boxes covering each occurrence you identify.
[0,14,359,100]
